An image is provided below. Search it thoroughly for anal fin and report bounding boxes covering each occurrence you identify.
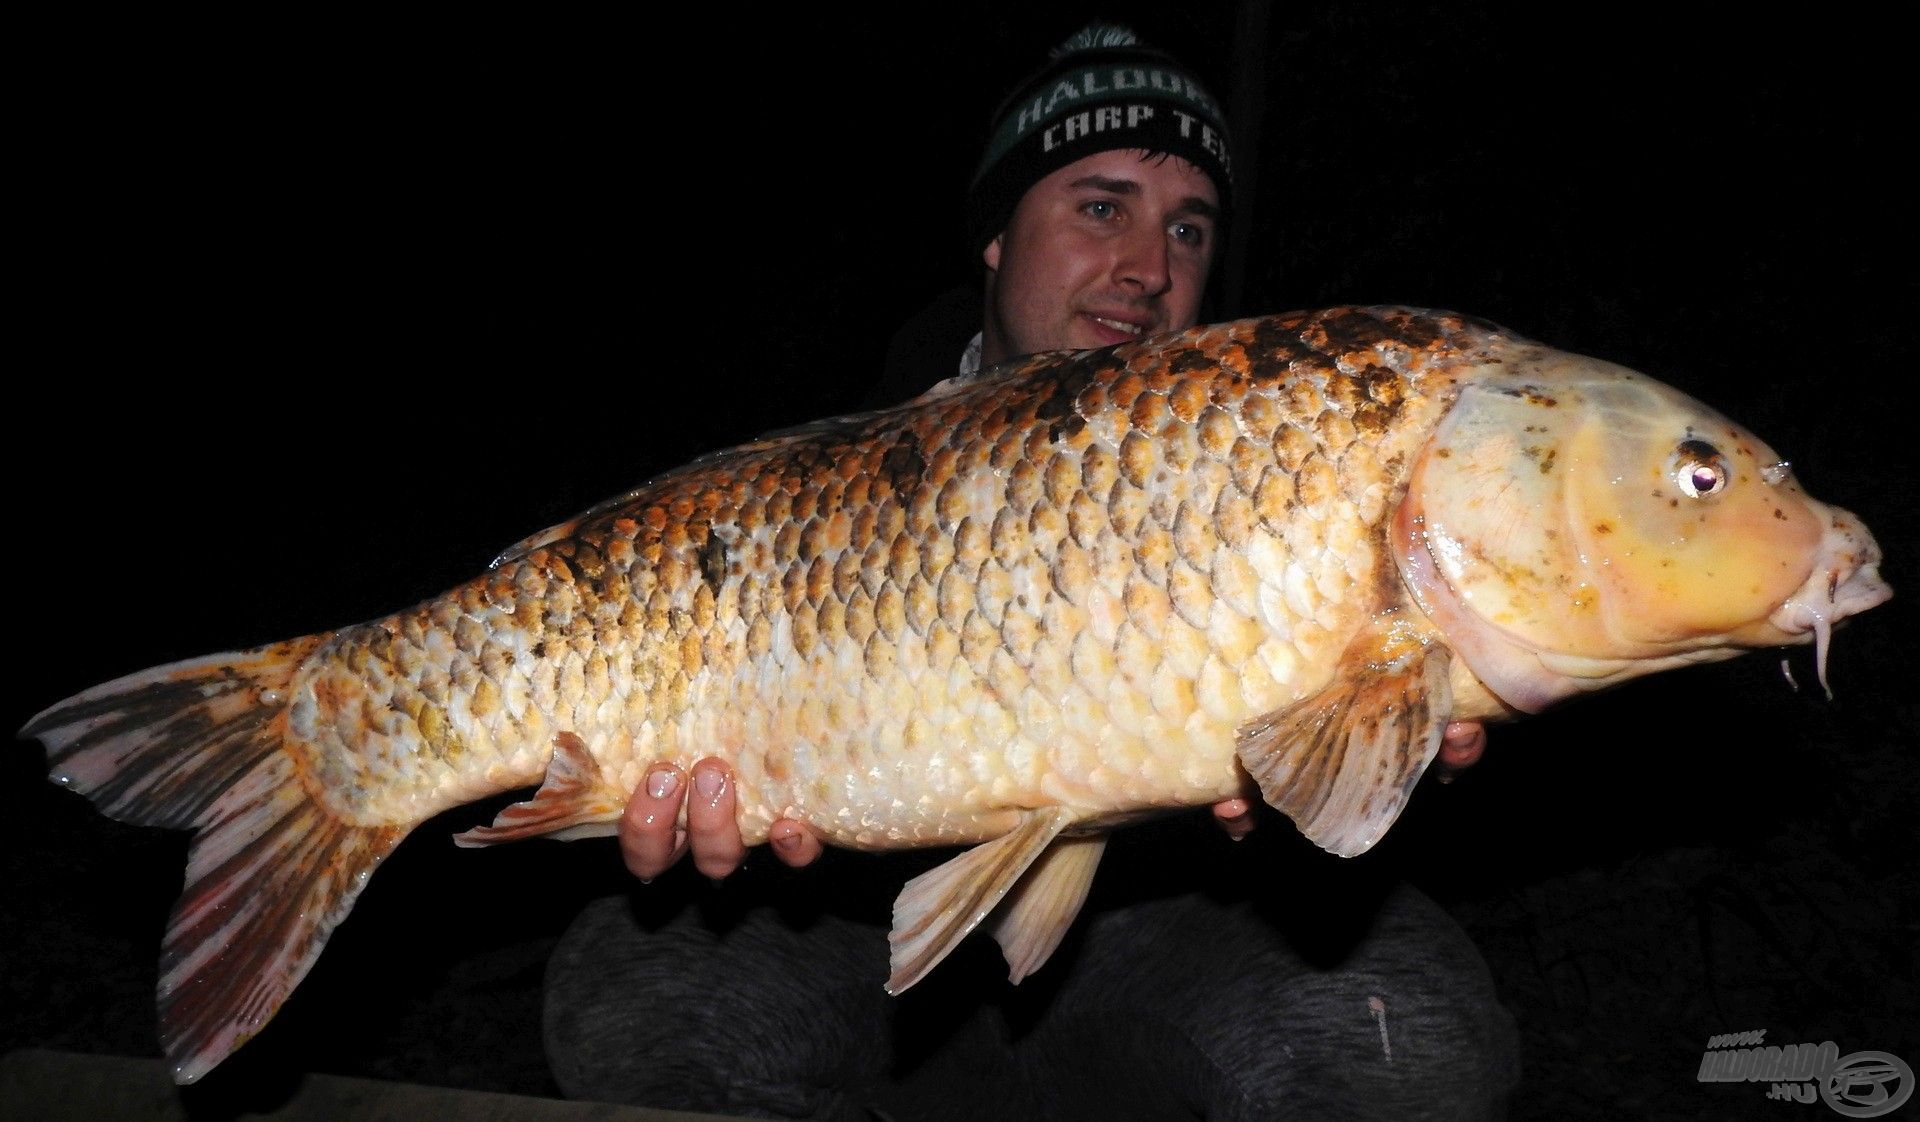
[1235,621,1451,857]
[887,807,1076,994]
[989,832,1107,984]
[452,731,625,847]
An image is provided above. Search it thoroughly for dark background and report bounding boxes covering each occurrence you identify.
[7,4,1914,1119]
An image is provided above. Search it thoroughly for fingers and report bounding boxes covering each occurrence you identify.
[620,757,820,883]
[619,763,689,881]
[1211,797,1258,840]
[1435,721,1488,782]
[685,757,747,879]
[767,819,826,868]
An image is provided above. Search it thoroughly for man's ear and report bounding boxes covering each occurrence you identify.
[982,234,1004,273]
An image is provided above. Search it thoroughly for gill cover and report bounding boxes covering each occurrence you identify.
[1398,347,1826,710]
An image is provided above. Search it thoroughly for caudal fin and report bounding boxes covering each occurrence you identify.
[20,638,409,1084]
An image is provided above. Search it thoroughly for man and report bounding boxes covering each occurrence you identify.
[546,24,1509,1120]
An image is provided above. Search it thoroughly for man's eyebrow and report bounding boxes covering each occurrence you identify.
[1066,175,1221,222]
[1169,197,1222,223]
[1067,174,1145,196]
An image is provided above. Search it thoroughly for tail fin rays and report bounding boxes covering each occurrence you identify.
[161,769,406,1083]
[22,637,409,1084]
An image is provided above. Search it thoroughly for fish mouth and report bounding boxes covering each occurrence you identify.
[1764,510,1892,696]
[1771,561,1894,637]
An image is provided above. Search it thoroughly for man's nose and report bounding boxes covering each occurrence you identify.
[1113,225,1171,296]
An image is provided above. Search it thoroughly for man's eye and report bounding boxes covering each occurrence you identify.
[1170,221,1208,248]
[1082,200,1118,220]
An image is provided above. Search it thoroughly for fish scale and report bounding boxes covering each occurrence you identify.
[23,306,1889,1083]
[487,307,1436,841]
[332,309,1452,848]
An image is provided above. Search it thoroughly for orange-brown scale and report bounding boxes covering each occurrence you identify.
[280,309,1503,846]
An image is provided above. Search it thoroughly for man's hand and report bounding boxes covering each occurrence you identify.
[1436,720,1487,780]
[618,757,823,881]
[618,721,1488,881]
[1211,798,1259,840]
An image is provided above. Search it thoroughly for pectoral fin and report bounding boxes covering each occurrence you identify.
[1235,623,1451,857]
[989,833,1107,984]
[452,731,626,847]
[887,807,1077,994]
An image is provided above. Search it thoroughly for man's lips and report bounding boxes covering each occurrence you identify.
[1081,312,1151,345]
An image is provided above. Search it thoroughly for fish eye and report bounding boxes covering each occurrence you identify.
[1673,439,1729,498]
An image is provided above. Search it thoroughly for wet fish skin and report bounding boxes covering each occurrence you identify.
[19,306,1890,1083]
[288,308,1490,850]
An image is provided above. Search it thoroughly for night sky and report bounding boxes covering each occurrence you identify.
[7,6,1914,1118]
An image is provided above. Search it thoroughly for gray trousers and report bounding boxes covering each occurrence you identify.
[544,867,1519,1121]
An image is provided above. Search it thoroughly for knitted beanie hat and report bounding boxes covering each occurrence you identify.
[966,23,1234,250]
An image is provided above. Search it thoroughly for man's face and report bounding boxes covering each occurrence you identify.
[981,148,1221,366]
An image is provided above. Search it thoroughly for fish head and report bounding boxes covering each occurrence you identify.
[1395,344,1892,713]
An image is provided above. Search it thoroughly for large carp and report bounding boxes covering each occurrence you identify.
[21,307,1891,1083]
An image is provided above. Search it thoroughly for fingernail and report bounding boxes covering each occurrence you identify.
[647,768,677,799]
[693,766,726,801]
[772,832,800,853]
